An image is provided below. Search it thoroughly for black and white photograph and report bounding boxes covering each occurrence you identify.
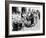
[5,1,45,37]
[12,7,40,31]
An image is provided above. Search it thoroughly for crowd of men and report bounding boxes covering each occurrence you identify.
[12,7,40,31]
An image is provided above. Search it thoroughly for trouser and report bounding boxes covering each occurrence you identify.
[12,22,22,31]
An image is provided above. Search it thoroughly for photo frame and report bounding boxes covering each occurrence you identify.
[5,1,45,37]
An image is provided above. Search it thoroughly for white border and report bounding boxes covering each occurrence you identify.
[9,4,43,35]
